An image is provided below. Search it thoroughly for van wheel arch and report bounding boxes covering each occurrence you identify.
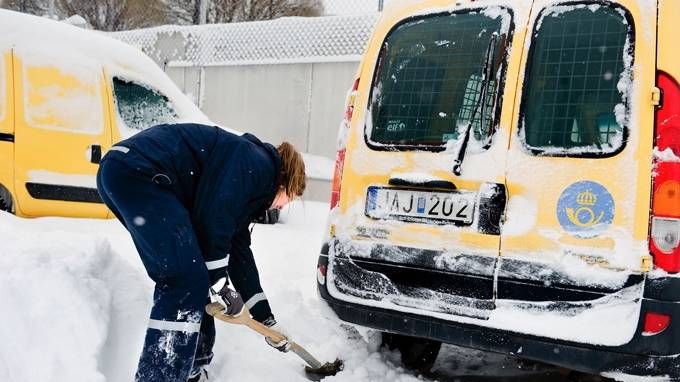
[381,332,442,373]
[0,184,14,214]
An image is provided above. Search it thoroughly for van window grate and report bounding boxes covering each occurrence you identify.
[521,5,632,156]
[368,10,510,150]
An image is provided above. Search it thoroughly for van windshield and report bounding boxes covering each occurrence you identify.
[368,9,511,150]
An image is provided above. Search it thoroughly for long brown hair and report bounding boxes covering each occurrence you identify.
[277,142,306,197]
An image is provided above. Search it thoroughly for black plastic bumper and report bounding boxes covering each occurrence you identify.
[317,248,680,379]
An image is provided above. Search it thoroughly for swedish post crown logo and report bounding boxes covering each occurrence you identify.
[557,181,615,238]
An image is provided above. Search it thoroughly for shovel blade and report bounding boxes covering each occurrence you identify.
[304,359,344,380]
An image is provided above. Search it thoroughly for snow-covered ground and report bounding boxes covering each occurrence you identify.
[0,201,566,382]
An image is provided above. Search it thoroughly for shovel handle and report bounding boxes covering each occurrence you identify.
[205,302,324,370]
[206,302,287,342]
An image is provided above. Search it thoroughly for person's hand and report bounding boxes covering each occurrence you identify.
[216,285,245,316]
[262,317,291,352]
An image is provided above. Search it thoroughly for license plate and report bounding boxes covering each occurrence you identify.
[366,187,476,224]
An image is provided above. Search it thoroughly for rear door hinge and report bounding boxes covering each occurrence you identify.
[652,87,662,107]
[641,255,653,273]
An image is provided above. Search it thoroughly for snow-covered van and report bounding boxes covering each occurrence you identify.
[316,0,680,379]
[0,10,212,218]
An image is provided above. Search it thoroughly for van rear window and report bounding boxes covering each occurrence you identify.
[521,4,633,156]
[368,9,512,150]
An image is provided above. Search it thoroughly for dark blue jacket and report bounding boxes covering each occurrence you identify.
[113,123,281,321]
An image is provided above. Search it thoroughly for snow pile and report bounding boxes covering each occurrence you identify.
[0,213,150,382]
[0,202,441,382]
[302,153,334,181]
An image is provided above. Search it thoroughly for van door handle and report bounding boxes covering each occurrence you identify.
[388,177,457,190]
[477,182,507,236]
[90,145,102,164]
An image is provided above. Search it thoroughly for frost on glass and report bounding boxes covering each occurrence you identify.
[113,77,178,134]
[368,9,511,150]
[521,5,632,156]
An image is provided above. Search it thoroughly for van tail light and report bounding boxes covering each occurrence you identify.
[642,312,671,336]
[330,78,360,209]
[651,72,680,273]
[330,149,346,209]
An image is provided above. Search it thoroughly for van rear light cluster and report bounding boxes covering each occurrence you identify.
[651,72,680,273]
[330,78,360,209]
[642,312,671,336]
[330,149,346,209]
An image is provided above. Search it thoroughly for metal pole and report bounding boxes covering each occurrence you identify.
[198,0,208,24]
[48,0,56,19]
[378,0,384,12]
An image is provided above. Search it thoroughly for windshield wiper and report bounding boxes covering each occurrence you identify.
[452,33,499,176]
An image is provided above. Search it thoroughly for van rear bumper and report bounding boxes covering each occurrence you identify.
[319,286,680,378]
[317,243,680,379]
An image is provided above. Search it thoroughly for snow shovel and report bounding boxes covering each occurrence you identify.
[205,302,344,379]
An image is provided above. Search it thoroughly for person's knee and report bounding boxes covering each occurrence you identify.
[176,262,210,299]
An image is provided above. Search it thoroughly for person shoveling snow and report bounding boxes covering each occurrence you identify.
[96,123,306,382]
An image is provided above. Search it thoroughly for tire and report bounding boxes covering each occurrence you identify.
[381,332,442,372]
[0,185,12,213]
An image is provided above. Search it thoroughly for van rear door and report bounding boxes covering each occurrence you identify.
[327,2,532,320]
[500,0,657,344]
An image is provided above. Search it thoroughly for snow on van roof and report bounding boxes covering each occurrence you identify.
[0,9,210,125]
[109,14,379,67]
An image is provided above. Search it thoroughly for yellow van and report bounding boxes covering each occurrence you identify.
[0,10,211,218]
[317,0,680,379]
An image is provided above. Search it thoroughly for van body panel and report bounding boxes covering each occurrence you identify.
[328,0,535,319]
[501,0,656,292]
[337,0,535,248]
[13,53,111,218]
[657,1,680,82]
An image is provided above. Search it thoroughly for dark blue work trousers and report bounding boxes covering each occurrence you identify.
[97,154,215,382]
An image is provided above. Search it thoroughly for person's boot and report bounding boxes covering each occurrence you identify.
[187,368,209,382]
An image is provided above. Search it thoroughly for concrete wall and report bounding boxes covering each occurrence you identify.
[166,61,358,158]
[165,61,360,202]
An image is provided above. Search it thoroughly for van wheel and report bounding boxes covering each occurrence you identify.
[0,186,13,213]
[381,332,442,372]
